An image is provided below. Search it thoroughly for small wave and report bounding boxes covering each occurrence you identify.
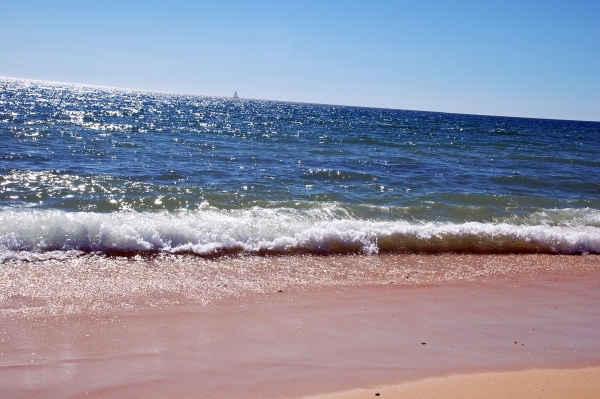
[1,207,599,261]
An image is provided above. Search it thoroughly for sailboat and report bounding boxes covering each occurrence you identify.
[233,91,239,99]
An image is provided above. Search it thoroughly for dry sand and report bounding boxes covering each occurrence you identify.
[302,367,600,399]
[0,254,599,398]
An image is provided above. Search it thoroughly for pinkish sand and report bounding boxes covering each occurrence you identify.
[0,254,599,398]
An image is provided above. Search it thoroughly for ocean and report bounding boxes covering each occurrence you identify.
[1,77,599,262]
[2,76,600,316]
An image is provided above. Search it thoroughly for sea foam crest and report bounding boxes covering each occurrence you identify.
[1,208,599,261]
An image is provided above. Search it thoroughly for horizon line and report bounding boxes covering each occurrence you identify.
[2,75,598,123]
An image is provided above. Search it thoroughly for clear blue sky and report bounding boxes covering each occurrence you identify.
[1,0,599,121]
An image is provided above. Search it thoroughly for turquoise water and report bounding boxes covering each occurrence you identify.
[1,77,599,259]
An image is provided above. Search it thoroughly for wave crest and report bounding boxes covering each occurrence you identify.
[1,207,599,261]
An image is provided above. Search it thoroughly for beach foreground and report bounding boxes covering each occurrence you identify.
[304,367,600,399]
[1,254,599,398]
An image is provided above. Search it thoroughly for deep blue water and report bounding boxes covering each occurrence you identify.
[1,77,599,258]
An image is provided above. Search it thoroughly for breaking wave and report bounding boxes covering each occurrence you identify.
[1,206,599,261]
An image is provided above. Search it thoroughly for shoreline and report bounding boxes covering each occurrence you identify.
[0,255,600,398]
[1,255,599,398]
[2,253,599,317]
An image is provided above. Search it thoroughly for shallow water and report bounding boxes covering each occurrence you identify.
[2,253,599,316]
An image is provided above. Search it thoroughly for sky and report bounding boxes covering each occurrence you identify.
[1,0,599,121]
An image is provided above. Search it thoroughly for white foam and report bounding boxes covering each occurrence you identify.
[1,207,599,261]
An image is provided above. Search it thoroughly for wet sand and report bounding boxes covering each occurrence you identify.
[0,254,599,398]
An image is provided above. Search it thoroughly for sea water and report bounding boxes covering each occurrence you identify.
[1,77,599,261]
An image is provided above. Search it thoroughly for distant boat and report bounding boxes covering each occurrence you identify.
[233,91,239,99]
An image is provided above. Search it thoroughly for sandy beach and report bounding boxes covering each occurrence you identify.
[0,254,598,398]
[303,367,600,399]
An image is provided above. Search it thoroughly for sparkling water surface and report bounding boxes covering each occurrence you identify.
[1,78,599,258]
